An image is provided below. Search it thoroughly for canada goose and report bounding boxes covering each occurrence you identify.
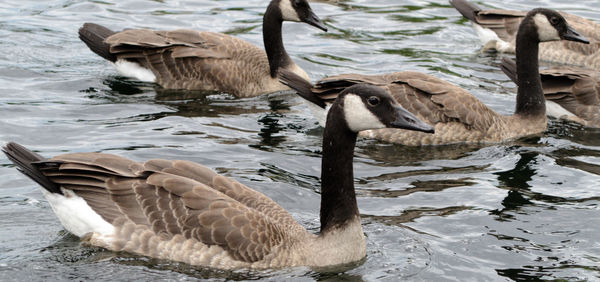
[78,0,327,98]
[449,0,599,69]
[501,57,600,128]
[284,8,589,146]
[2,87,434,269]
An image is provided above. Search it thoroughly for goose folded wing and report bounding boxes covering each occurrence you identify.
[104,29,235,82]
[473,9,525,42]
[106,29,217,53]
[387,71,500,131]
[539,68,600,125]
[145,172,291,262]
[142,159,303,230]
[540,68,600,105]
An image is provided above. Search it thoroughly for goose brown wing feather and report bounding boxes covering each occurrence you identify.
[540,68,599,104]
[472,9,526,42]
[540,68,600,126]
[144,171,291,262]
[51,153,145,177]
[37,155,149,225]
[43,170,110,182]
[104,178,151,226]
[106,29,210,50]
[397,72,499,130]
[143,159,302,229]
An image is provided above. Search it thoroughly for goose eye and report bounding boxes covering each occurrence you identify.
[367,96,380,106]
[550,16,559,25]
[293,0,302,6]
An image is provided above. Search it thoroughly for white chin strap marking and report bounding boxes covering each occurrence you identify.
[279,0,301,22]
[343,94,385,132]
[533,14,561,42]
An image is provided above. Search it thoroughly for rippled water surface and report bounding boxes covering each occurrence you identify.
[1,0,599,280]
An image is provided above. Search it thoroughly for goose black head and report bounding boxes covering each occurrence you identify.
[337,84,435,133]
[528,8,589,44]
[278,0,327,31]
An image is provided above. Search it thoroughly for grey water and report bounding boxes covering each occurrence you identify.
[0,0,599,280]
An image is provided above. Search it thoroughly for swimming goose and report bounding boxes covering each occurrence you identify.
[78,0,327,98]
[450,0,599,69]
[283,8,589,146]
[501,57,600,128]
[2,88,433,269]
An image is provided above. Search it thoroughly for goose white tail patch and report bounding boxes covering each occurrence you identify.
[113,60,156,82]
[279,0,301,22]
[474,23,499,45]
[473,24,513,52]
[546,100,576,120]
[533,14,560,42]
[44,189,114,238]
[343,94,385,132]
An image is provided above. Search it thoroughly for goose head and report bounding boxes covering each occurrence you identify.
[528,8,589,43]
[277,0,328,31]
[335,84,435,133]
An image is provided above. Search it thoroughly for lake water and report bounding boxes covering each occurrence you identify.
[0,0,599,280]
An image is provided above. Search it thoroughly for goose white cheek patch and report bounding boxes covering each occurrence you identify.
[343,94,385,132]
[533,14,560,42]
[279,0,301,22]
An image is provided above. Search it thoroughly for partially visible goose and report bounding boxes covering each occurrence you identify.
[501,57,600,128]
[450,0,600,69]
[78,0,327,98]
[2,87,434,269]
[284,8,589,146]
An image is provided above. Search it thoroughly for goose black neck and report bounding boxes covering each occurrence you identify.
[263,2,294,78]
[320,103,360,233]
[514,16,545,117]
